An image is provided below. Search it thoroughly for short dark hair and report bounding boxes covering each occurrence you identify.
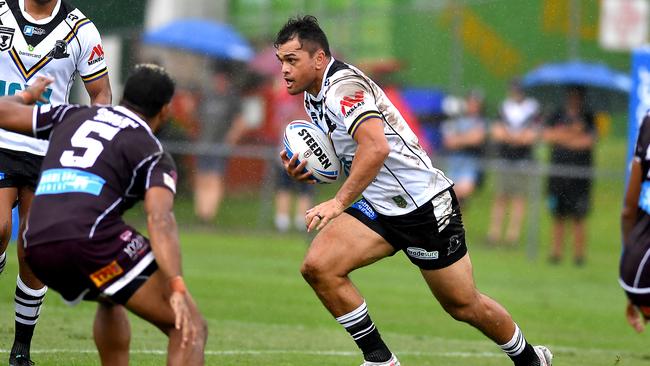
[274,15,331,57]
[122,64,175,118]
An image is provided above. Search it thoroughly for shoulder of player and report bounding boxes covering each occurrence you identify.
[62,5,97,33]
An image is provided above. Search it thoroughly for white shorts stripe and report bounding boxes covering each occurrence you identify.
[104,252,155,296]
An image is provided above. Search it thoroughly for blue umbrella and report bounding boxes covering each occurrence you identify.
[521,60,631,111]
[143,19,254,62]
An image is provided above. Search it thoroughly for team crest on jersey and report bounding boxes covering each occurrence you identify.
[0,26,14,52]
[47,40,69,59]
[391,195,408,208]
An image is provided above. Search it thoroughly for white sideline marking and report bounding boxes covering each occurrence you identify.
[0,349,502,358]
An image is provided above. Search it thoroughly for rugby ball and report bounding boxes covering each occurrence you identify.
[283,120,340,183]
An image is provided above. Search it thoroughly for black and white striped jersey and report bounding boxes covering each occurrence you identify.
[303,58,452,216]
[24,104,176,247]
[0,0,108,155]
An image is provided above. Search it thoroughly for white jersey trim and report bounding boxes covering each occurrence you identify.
[18,0,61,25]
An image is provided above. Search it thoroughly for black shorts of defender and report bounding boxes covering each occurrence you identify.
[0,147,43,190]
[24,226,158,305]
[620,233,650,320]
[345,188,468,270]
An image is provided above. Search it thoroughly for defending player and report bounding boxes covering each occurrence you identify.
[0,65,206,365]
[0,1,111,364]
[276,16,552,366]
[620,112,650,333]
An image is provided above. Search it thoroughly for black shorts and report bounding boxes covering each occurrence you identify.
[620,233,650,319]
[547,177,592,218]
[25,226,158,305]
[0,147,43,190]
[345,188,468,270]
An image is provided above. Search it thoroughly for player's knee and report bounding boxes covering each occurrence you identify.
[441,298,479,324]
[300,257,330,285]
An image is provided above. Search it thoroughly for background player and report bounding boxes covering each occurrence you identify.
[0,1,111,364]
[620,112,650,333]
[277,16,552,366]
[0,65,206,365]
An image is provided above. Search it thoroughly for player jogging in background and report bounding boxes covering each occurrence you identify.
[0,65,206,365]
[620,112,650,333]
[0,1,111,364]
[276,16,552,366]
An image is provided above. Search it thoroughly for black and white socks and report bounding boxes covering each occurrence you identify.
[0,251,6,275]
[499,324,540,366]
[336,300,392,363]
[12,275,47,357]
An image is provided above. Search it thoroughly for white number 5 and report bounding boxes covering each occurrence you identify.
[60,121,120,168]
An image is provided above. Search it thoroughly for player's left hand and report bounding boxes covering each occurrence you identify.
[170,291,197,348]
[626,301,647,333]
[305,198,345,232]
[21,76,54,104]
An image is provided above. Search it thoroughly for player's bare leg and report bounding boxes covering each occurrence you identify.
[549,218,565,263]
[294,194,313,231]
[126,270,207,366]
[11,187,47,366]
[301,213,398,363]
[94,302,130,366]
[0,187,17,275]
[421,253,549,365]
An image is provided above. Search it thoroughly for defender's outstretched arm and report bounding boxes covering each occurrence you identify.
[0,76,53,135]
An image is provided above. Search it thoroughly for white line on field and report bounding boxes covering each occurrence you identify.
[0,349,503,358]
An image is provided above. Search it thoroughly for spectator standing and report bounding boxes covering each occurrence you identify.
[193,62,247,224]
[488,81,540,246]
[543,86,596,265]
[440,90,487,204]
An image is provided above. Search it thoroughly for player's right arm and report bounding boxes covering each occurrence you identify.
[0,76,53,135]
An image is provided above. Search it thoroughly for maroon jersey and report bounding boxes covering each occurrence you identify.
[25,104,177,247]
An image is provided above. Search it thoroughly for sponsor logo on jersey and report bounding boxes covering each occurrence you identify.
[35,168,106,196]
[0,26,14,52]
[123,235,148,261]
[47,40,69,59]
[0,172,4,180]
[340,90,365,117]
[297,128,333,169]
[87,44,105,65]
[19,49,42,58]
[23,25,45,37]
[0,80,52,102]
[351,199,377,220]
[119,230,133,242]
[90,260,123,287]
[392,195,408,208]
[406,247,439,260]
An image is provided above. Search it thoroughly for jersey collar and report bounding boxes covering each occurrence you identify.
[18,0,61,25]
[308,57,335,102]
[114,106,153,134]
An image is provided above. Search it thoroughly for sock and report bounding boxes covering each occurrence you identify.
[499,324,540,366]
[294,214,306,232]
[0,252,6,275]
[13,275,47,356]
[275,214,290,232]
[336,301,392,363]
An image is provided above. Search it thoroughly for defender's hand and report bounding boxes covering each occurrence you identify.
[21,76,54,104]
[280,150,316,184]
[170,291,197,348]
[305,198,345,232]
[626,301,647,333]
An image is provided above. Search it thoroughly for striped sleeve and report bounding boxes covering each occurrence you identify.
[75,19,109,83]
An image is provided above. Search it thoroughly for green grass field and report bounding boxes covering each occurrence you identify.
[0,137,649,365]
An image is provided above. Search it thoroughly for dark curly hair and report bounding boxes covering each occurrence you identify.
[274,15,331,57]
